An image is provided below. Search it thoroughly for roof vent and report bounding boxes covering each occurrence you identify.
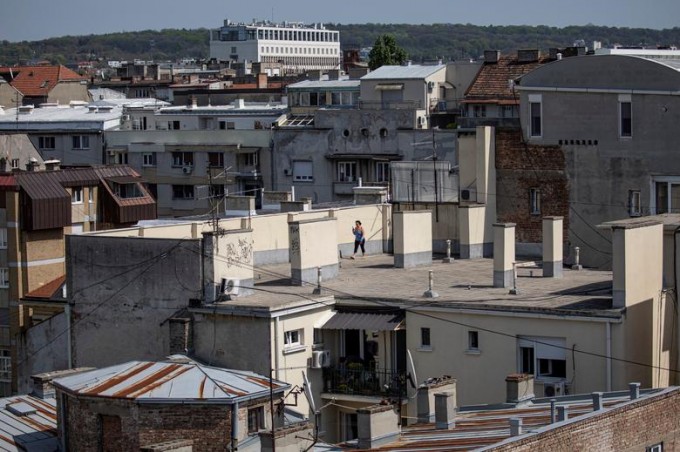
[7,402,36,417]
[18,105,34,115]
[517,49,540,63]
[484,50,500,63]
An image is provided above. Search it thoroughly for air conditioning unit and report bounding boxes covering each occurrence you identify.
[460,188,476,202]
[220,278,240,296]
[310,350,330,369]
[427,81,435,91]
[543,381,566,397]
[120,114,131,122]
[182,165,193,175]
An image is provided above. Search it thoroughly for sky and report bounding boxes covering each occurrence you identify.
[1,0,678,42]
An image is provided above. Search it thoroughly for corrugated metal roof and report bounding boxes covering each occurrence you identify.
[54,360,289,403]
[320,312,404,331]
[0,395,57,452]
[361,64,445,80]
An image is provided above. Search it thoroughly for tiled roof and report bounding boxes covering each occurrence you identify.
[23,275,66,300]
[0,65,85,97]
[464,56,550,104]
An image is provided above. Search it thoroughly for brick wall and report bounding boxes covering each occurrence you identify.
[60,394,234,451]
[495,128,569,245]
[487,388,680,451]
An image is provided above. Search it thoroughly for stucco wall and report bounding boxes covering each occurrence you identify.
[17,311,68,393]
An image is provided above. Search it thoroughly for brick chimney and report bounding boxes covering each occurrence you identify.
[257,73,268,89]
[31,368,95,399]
[484,50,500,63]
[434,392,456,429]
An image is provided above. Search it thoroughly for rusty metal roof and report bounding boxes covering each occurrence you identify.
[53,360,289,403]
[0,395,57,452]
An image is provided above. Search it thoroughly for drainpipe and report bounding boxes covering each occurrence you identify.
[606,321,612,392]
[274,317,280,380]
[65,303,72,369]
[231,401,239,451]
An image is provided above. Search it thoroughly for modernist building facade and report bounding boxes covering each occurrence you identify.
[210,19,341,75]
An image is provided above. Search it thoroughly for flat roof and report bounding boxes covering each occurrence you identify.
[361,64,445,80]
[210,254,617,319]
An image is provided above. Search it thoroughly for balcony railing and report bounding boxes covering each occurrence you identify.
[322,366,406,398]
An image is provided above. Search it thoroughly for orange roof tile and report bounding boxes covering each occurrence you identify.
[464,55,550,104]
[23,275,66,299]
[4,65,85,97]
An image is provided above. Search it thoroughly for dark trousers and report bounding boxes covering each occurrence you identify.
[354,240,365,254]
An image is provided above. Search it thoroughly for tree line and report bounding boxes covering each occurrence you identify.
[1,23,678,66]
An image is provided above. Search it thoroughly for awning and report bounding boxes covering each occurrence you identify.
[320,312,404,331]
[441,82,454,89]
[375,83,404,91]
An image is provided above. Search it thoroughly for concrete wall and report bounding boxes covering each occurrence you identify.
[47,82,90,104]
[16,311,68,393]
[406,308,612,407]
[517,55,680,267]
[289,217,338,285]
[67,235,202,368]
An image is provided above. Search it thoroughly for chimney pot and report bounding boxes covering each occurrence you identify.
[629,382,641,400]
[509,417,522,436]
[557,405,568,421]
[592,392,603,411]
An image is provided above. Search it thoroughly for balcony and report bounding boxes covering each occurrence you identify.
[322,365,406,398]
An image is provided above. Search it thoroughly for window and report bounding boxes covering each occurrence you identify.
[172,152,194,167]
[208,152,224,168]
[420,327,431,348]
[473,105,487,118]
[112,183,143,199]
[88,188,94,203]
[38,136,55,149]
[72,135,90,150]
[629,190,641,217]
[0,350,10,382]
[501,105,517,118]
[293,161,313,182]
[284,329,303,347]
[337,161,356,182]
[529,188,541,215]
[71,187,83,204]
[142,152,156,167]
[647,443,663,452]
[248,406,265,433]
[529,94,542,137]
[468,331,479,350]
[653,178,680,214]
[619,94,632,138]
[518,337,567,379]
[114,152,128,165]
[241,152,258,167]
[10,159,19,169]
[375,162,389,183]
[172,185,194,200]
[0,268,8,288]
[169,120,181,130]
[0,229,6,248]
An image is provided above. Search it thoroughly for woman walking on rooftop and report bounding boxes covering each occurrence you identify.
[351,220,365,259]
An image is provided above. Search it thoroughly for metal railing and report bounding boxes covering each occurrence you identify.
[322,366,406,398]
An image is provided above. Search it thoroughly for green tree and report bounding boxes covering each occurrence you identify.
[368,34,408,70]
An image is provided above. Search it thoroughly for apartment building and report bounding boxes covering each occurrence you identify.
[0,98,167,167]
[0,65,88,107]
[0,166,156,394]
[509,52,680,268]
[107,99,287,216]
[210,19,341,75]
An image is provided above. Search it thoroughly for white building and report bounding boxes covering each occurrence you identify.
[210,19,340,75]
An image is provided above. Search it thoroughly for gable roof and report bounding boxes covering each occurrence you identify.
[0,65,86,97]
[464,55,550,104]
[53,360,289,403]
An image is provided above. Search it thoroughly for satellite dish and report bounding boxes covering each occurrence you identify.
[301,371,317,414]
[406,349,418,399]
